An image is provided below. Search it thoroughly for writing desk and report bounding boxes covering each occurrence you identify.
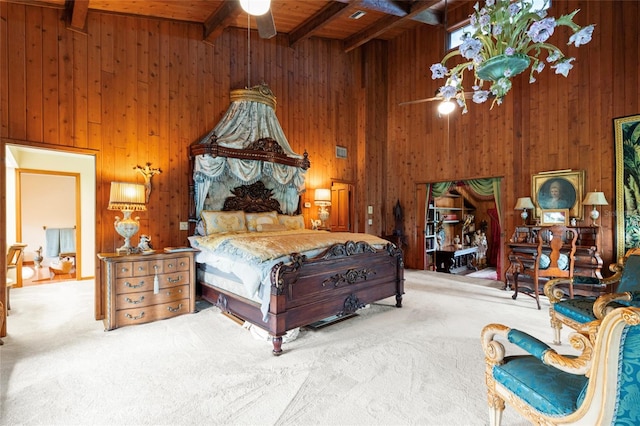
[505,226,604,297]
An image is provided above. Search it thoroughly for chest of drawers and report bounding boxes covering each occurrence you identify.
[98,250,196,330]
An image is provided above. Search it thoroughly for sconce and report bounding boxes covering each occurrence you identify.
[108,182,146,254]
[514,197,535,225]
[582,191,608,226]
[134,162,162,203]
[314,188,332,229]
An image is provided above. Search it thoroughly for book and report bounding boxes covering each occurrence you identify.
[163,247,193,253]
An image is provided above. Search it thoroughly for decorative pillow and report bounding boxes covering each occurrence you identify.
[245,211,278,232]
[201,210,246,235]
[256,223,288,232]
[278,214,306,230]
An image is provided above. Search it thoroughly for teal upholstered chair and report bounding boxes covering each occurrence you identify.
[481,306,640,425]
[544,247,640,344]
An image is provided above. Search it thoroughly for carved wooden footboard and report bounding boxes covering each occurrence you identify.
[200,240,404,355]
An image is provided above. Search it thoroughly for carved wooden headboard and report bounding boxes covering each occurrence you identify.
[222,181,283,214]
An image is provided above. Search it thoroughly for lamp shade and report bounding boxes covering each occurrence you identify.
[108,182,147,212]
[314,188,332,205]
[514,197,535,210]
[583,191,608,206]
[239,0,271,16]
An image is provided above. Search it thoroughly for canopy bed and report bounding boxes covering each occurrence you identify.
[188,85,404,355]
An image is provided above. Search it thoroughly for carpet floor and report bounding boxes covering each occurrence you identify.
[1,271,563,425]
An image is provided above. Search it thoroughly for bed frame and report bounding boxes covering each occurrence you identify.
[189,136,404,355]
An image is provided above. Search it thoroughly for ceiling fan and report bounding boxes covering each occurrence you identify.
[240,0,277,39]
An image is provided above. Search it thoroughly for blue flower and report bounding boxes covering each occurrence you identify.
[552,58,575,77]
[472,91,491,104]
[527,17,556,43]
[430,63,448,79]
[460,37,483,60]
[439,85,458,101]
[569,25,595,47]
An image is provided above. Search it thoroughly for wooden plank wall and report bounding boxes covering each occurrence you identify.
[0,3,361,258]
[387,0,639,270]
[1,0,638,281]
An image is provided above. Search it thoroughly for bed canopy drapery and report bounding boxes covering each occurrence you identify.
[191,84,309,217]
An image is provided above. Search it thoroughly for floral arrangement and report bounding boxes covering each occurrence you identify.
[430,0,595,112]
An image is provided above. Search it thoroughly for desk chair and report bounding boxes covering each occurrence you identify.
[6,243,28,314]
[514,225,577,309]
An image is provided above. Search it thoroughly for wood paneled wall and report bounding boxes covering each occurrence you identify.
[0,3,362,260]
[1,0,638,282]
[387,0,639,270]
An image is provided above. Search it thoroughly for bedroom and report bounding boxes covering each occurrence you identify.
[1,0,638,359]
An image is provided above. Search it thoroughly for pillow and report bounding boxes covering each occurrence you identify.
[278,214,306,230]
[201,210,247,235]
[245,211,278,232]
[256,223,288,232]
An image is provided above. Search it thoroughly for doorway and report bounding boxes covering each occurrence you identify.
[418,178,504,279]
[330,181,354,232]
[6,144,96,281]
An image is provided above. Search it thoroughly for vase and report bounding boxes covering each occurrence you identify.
[476,53,531,81]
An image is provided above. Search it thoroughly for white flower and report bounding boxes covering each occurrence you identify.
[473,91,491,103]
[569,25,595,47]
[460,37,483,59]
[552,58,575,77]
[430,63,448,79]
[439,85,458,100]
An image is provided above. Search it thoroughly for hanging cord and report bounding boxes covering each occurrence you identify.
[247,12,251,87]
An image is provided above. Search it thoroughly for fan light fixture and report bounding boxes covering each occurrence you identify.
[108,182,147,254]
[239,0,271,16]
[582,191,608,227]
[437,100,455,115]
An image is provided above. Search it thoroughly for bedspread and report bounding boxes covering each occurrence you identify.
[190,229,389,264]
[189,230,392,321]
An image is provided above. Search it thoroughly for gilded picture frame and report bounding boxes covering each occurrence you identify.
[532,170,585,220]
[614,114,640,259]
[540,209,569,226]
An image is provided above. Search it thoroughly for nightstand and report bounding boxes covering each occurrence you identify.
[98,250,196,331]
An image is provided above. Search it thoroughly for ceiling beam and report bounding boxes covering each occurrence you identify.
[202,1,242,45]
[343,0,441,52]
[289,2,352,47]
[64,0,89,34]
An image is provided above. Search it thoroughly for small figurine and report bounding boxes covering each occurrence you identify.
[311,219,322,230]
[138,235,153,252]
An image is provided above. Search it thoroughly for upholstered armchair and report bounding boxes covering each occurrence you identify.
[544,247,640,344]
[481,306,640,425]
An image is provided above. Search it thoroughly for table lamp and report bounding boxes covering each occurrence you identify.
[314,188,332,229]
[108,182,147,254]
[514,197,535,224]
[582,191,608,226]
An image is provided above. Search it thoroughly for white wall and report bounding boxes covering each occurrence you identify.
[7,145,96,279]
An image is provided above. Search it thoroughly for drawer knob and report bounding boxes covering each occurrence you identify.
[167,304,183,313]
[125,296,145,304]
[124,281,145,289]
[125,312,145,320]
[167,276,182,284]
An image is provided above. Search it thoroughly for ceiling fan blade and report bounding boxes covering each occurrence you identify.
[256,9,276,39]
[399,96,441,106]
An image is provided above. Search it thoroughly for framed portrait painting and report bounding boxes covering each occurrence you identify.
[532,170,585,220]
[614,114,640,259]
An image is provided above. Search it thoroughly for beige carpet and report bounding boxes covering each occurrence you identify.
[1,271,562,425]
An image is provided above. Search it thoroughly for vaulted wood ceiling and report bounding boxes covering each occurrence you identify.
[13,0,471,52]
